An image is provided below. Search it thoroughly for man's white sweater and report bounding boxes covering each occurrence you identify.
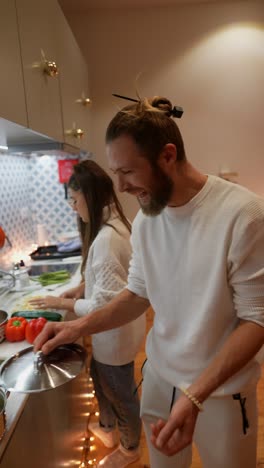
[127,175,264,395]
[74,213,146,365]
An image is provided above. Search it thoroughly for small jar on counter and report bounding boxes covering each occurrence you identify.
[13,260,30,289]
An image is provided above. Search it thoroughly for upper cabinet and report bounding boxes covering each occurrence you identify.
[0,0,90,150]
[15,0,64,142]
[0,0,27,127]
[57,11,91,151]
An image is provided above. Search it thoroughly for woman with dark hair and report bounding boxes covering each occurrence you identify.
[30,159,145,467]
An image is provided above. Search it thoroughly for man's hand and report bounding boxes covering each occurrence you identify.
[33,319,83,354]
[151,395,199,456]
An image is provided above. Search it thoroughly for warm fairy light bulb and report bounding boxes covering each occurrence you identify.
[84,399,94,408]
[89,436,95,442]
[88,401,95,407]
[10,249,32,264]
[95,412,100,417]
[79,392,94,399]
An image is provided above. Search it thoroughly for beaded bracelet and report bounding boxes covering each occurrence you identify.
[180,387,204,412]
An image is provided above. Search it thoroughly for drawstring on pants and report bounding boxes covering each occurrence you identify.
[233,393,249,434]
[133,358,147,395]
[170,386,176,412]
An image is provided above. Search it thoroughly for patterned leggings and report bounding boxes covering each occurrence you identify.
[90,356,141,450]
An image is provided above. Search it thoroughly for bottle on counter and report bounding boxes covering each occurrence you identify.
[13,260,30,289]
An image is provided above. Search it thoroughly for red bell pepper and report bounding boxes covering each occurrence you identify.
[25,317,47,344]
[5,317,27,342]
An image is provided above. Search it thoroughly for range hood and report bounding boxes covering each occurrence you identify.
[0,117,87,156]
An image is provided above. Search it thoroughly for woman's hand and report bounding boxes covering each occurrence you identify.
[150,395,199,457]
[29,295,61,309]
[29,295,75,311]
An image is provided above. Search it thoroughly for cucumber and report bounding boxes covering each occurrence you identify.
[11,310,63,321]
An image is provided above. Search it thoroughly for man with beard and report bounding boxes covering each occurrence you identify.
[35,96,264,468]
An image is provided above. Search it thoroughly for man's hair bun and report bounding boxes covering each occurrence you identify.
[150,96,172,116]
[150,96,183,118]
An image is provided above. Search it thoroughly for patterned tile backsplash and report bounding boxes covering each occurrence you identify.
[0,152,87,267]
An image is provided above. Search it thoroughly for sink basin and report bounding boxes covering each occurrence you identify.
[28,262,79,278]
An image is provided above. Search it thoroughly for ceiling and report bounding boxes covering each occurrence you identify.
[59,0,243,13]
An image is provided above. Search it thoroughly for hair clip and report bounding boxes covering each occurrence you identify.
[171,106,184,118]
[112,93,183,118]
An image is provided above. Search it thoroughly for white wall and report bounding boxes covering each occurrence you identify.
[66,1,264,220]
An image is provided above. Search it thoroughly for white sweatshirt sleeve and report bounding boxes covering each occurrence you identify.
[74,260,128,316]
[74,223,130,317]
[127,213,148,299]
[228,198,264,326]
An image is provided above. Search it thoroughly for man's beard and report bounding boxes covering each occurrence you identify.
[138,166,174,216]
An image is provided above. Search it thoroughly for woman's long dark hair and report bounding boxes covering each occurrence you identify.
[68,160,131,277]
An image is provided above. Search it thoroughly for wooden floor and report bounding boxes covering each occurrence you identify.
[86,308,264,467]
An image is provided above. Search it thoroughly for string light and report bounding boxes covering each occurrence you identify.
[62,343,100,468]
[76,363,99,468]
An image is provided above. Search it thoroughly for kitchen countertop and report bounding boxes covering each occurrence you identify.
[0,257,81,360]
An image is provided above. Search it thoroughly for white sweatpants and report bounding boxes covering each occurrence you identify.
[140,360,258,468]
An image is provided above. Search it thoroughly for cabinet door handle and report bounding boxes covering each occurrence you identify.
[75,93,92,106]
[32,49,59,77]
[65,126,85,139]
[43,59,59,77]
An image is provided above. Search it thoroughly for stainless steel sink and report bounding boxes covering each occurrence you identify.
[28,262,79,278]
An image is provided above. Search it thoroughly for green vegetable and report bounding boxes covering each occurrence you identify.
[32,270,71,287]
[11,310,63,322]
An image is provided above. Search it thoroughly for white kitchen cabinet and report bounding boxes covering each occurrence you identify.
[0,0,27,127]
[57,11,91,151]
[0,0,90,149]
[15,0,64,142]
